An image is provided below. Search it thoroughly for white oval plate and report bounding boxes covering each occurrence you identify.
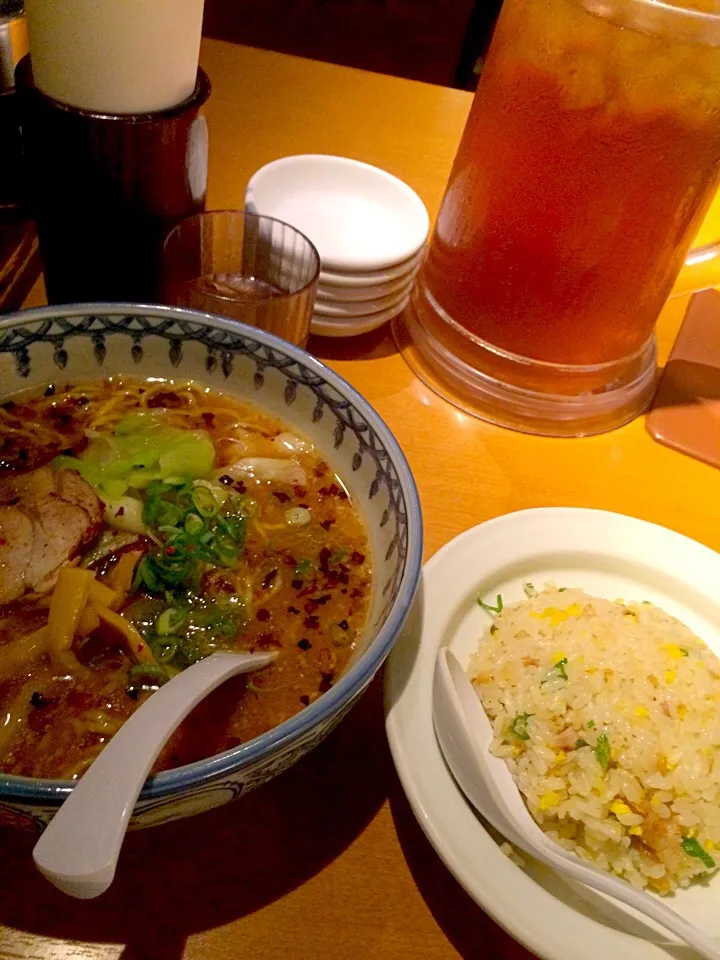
[385,508,720,960]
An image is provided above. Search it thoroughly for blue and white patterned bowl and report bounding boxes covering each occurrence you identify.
[0,303,423,832]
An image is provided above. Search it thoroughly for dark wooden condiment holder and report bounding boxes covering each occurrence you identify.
[14,56,211,305]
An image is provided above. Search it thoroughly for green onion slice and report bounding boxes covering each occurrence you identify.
[682,837,716,870]
[192,484,219,517]
[509,713,533,740]
[126,663,172,691]
[595,733,611,769]
[478,594,503,615]
[156,607,185,636]
[541,658,568,685]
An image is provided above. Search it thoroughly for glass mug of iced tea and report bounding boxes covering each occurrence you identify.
[401,0,720,435]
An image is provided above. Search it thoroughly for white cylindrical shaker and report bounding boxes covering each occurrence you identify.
[24,0,205,114]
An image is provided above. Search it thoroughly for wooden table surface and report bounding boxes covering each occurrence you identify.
[5,37,720,960]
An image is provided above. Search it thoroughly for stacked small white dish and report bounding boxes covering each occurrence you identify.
[245,154,429,337]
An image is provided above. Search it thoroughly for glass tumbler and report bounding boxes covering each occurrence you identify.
[162,210,320,348]
[401,0,720,436]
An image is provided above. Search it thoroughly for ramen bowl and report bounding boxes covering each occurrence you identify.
[0,303,422,831]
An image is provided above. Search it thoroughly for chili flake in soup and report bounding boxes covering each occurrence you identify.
[0,378,371,779]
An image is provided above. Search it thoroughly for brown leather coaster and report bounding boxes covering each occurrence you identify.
[647,288,720,467]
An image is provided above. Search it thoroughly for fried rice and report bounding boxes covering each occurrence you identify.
[469,585,720,894]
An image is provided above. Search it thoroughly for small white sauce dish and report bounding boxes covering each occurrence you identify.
[245,154,429,273]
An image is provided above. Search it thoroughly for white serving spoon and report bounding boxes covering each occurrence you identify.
[433,647,720,960]
[34,650,277,900]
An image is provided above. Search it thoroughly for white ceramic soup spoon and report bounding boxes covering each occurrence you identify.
[33,650,277,900]
[433,647,720,960]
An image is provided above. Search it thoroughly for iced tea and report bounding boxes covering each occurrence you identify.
[409,0,720,431]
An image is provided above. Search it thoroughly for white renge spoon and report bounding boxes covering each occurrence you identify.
[34,650,277,900]
[433,647,720,960]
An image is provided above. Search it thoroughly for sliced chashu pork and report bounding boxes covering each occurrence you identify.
[0,466,103,605]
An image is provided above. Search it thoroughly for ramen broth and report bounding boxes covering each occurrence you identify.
[0,378,371,779]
